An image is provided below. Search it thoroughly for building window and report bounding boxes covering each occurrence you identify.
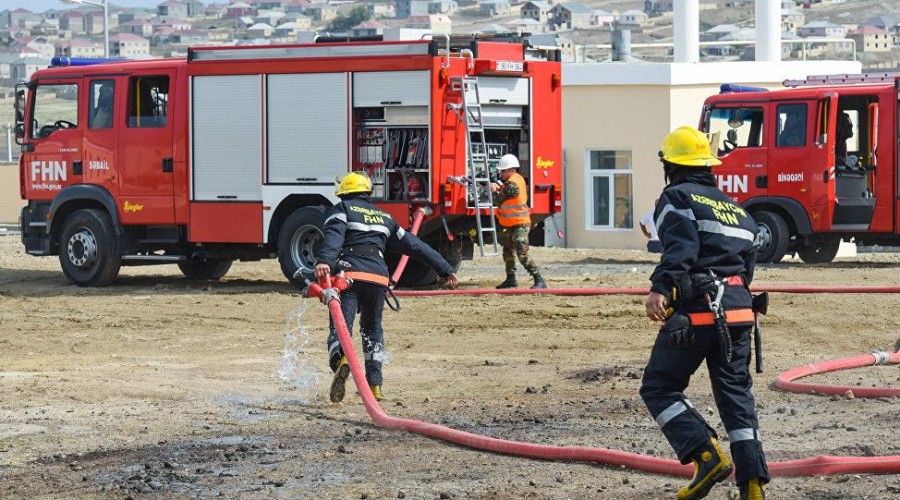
[586,149,633,229]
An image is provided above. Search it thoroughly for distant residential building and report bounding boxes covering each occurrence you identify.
[594,9,614,27]
[798,20,845,38]
[255,0,288,9]
[85,10,118,35]
[429,0,457,15]
[848,26,891,53]
[782,9,805,34]
[256,12,286,26]
[0,54,17,81]
[644,0,672,15]
[11,57,49,83]
[273,21,306,37]
[31,20,60,37]
[58,38,104,58]
[503,17,546,34]
[158,1,189,19]
[618,9,649,27]
[236,16,256,29]
[351,20,387,37]
[118,9,155,24]
[226,2,258,19]
[59,11,87,34]
[521,2,551,24]
[155,17,192,31]
[110,33,150,57]
[120,19,155,37]
[285,0,313,14]
[549,3,594,31]
[405,14,451,34]
[307,4,339,22]
[703,24,740,42]
[396,0,430,19]
[15,36,56,60]
[247,22,275,38]
[170,29,209,45]
[3,8,34,30]
[860,15,900,45]
[480,0,511,16]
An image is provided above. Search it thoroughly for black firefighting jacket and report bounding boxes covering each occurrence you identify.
[650,171,759,313]
[316,195,453,285]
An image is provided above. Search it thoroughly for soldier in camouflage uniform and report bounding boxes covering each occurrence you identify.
[490,154,547,289]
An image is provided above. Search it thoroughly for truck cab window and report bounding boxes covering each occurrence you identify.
[776,103,807,148]
[31,83,78,139]
[707,107,764,154]
[89,80,115,129]
[128,75,169,128]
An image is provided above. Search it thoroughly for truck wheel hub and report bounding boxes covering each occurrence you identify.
[67,230,98,268]
[757,224,772,250]
[290,224,322,271]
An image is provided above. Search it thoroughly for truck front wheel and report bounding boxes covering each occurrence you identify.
[796,238,840,264]
[753,211,789,264]
[58,208,121,287]
[178,259,233,280]
[278,207,325,287]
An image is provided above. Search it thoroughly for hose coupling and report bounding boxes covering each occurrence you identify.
[871,350,892,365]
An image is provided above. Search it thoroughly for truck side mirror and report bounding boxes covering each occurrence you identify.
[14,89,25,123]
[14,123,24,139]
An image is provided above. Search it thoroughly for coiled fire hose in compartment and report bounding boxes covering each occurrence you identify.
[302,277,900,478]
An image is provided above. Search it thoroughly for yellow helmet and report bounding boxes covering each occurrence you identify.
[335,171,373,196]
[659,126,722,168]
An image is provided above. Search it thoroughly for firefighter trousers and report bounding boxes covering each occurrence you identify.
[327,281,386,386]
[640,323,769,485]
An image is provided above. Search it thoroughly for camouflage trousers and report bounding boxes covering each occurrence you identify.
[498,224,540,277]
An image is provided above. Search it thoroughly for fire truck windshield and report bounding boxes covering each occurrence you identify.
[31,83,79,139]
[707,107,764,155]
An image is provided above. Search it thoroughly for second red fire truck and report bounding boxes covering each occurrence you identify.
[701,73,898,263]
[16,36,562,286]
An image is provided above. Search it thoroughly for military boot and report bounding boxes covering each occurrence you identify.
[531,274,547,289]
[495,275,518,289]
[370,385,383,401]
[739,478,765,500]
[329,356,350,403]
[676,437,733,500]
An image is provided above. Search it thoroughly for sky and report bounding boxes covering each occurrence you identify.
[7,0,192,13]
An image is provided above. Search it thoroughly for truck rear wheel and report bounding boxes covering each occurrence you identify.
[178,259,233,280]
[797,238,840,264]
[58,208,121,287]
[753,211,789,264]
[278,206,325,287]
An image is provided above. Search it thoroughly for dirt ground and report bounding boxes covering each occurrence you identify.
[1,234,900,499]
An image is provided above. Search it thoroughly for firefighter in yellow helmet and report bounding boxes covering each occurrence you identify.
[489,154,546,289]
[316,171,459,403]
[640,127,768,500]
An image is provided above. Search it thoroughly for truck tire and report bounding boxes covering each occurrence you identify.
[278,206,325,288]
[753,211,789,264]
[58,208,121,287]
[178,259,233,280]
[797,238,840,264]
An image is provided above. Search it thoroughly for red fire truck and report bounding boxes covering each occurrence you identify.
[700,73,896,264]
[15,36,562,286]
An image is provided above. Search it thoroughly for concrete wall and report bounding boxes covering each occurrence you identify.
[560,59,861,250]
[0,163,22,224]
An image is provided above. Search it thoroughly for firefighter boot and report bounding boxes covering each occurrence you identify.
[676,437,733,500]
[531,273,547,289]
[329,356,350,403]
[370,385,383,401]
[496,275,518,289]
[739,478,765,500]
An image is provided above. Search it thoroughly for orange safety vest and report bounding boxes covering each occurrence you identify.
[497,172,531,227]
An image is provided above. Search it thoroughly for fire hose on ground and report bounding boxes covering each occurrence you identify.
[301,275,900,478]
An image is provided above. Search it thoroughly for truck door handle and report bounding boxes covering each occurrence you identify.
[162,157,173,173]
[73,160,83,175]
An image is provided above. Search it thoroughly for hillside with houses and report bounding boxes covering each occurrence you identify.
[0,0,898,87]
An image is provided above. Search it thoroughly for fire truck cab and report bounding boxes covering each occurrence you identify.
[15,37,562,287]
[700,74,893,263]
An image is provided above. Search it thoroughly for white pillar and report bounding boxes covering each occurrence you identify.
[674,0,700,63]
[755,0,781,62]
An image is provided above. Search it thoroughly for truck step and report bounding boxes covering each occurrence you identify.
[121,254,187,262]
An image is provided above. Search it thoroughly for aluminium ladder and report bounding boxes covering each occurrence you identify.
[451,76,499,257]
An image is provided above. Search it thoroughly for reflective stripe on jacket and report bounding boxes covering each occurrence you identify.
[497,172,531,227]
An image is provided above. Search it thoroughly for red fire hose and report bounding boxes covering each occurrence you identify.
[389,206,431,287]
[304,278,900,478]
[395,285,900,297]
[775,350,900,398]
